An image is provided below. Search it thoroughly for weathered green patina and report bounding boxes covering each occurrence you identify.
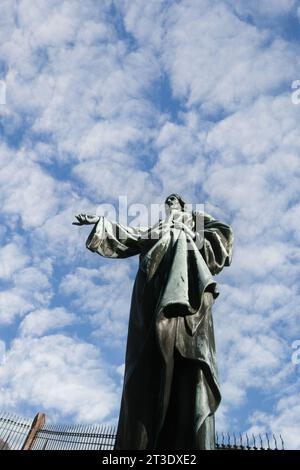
[74,195,233,450]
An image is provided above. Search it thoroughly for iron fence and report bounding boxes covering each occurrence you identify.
[31,423,116,450]
[0,410,284,450]
[0,411,32,450]
[215,432,284,450]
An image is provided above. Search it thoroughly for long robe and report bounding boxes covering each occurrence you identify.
[86,209,233,450]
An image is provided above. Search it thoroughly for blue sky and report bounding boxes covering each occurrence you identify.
[0,0,300,449]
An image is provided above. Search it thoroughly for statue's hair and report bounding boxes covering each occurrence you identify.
[165,193,186,211]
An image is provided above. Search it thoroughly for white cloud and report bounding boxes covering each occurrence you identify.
[19,307,77,337]
[0,341,6,365]
[73,160,158,203]
[153,115,208,198]
[162,0,299,113]
[116,363,125,378]
[60,263,135,346]
[1,0,160,169]
[231,243,288,279]
[228,0,296,18]
[0,240,30,279]
[32,203,94,260]
[247,392,300,449]
[0,144,64,230]
[0,262,53,325]
[0,290,33,325]
[12,266,52,295]
[206,95,300,163]
[77,121,143,161]
[116,0,164,51]
[0,334,119,423]
[282,204,300,243]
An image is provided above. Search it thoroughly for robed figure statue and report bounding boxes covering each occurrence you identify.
[73,194,233,450]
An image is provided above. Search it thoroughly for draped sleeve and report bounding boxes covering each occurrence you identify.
[86,216,149,259]
[194,211,234,275]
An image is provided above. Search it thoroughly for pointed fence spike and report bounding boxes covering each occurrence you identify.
[266,432,270,449]
[252,433,257,450]
[280,434,284,450]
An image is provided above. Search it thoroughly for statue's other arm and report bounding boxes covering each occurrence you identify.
[193,211,234,275]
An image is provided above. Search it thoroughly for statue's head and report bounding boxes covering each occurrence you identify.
[165,193,186,212]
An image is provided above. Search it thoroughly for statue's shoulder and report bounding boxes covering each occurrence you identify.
[192,210,214,224]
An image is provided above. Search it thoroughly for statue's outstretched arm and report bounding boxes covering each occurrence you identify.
[74,213,149,259]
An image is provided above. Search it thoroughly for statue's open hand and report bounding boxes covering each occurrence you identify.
[72,214,100,226]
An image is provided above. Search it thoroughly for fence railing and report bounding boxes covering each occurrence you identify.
[215,432,285,450]
[0,411,284,450]
[0,412,32,450]
[31,423,116,450]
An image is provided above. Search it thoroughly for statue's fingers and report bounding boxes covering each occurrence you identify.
[72,221,81,225]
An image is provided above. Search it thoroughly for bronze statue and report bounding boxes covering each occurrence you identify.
[73,194,233,450]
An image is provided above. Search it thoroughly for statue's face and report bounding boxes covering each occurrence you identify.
[165,195,182,212]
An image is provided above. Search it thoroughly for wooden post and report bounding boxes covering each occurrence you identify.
[22,412,46,450]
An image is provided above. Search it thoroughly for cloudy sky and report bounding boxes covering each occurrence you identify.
[1,0,300,449]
